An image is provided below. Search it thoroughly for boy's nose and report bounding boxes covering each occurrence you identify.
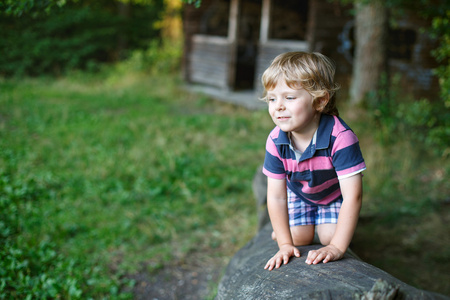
[276,100,286,111]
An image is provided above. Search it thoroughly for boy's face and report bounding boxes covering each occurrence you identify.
[267,80,320,136]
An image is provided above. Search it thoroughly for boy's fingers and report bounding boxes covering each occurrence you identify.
[276,256,283,268]
[265,254,283,271]
[313,252,326,264]
[266,249,300,270]
[265,257,275,270]
[306,250,317,264]
[269,258,276,270]
[306,246,344,264]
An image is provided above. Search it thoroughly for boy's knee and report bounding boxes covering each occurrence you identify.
[292,235,314,246]
[317,223,336,246]
[318,234,332,246]
[291,225,315,246]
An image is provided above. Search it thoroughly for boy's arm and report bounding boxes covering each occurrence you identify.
[305,173,363,264]
[264,177,301,270]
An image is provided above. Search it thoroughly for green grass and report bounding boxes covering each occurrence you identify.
[0,71,273,298]
[1,69,448,298]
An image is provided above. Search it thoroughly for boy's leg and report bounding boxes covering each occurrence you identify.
[270,185,316,245]
[272,223,336,245]
[315,199,342,245]
[271,225,315,246]
[284,186,317,246]
[291,225,315,246]
[316,223,336,245]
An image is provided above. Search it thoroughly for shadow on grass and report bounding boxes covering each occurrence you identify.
[352,203,450,297]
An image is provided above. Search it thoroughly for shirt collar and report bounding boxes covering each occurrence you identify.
[274,114,334,158]
[315,114,334,150]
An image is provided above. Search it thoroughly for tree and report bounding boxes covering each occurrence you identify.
[0,0,166,76]
[0,0,162,16]
[348,0,449,154]
[0,0,66,16]
[349,0,389,105]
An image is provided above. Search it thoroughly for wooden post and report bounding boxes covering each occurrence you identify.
[259,0,270,44]
[226,0,240,91]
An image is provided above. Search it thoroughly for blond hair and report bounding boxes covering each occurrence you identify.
[261,52,340,116]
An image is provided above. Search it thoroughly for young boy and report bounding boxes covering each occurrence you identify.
[261,52,366,271]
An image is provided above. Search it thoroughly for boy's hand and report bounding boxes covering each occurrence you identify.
[305,244,343,265]
[264,244,300,271]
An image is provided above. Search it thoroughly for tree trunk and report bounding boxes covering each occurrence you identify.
[117,2,131,60]
[350,0,389,105]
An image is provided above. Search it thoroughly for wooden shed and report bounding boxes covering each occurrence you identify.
[182,0,438,105]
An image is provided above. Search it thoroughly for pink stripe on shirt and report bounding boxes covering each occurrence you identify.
[266,137,281,157]
[336,162,366,177]
[331,130,359,156]
[262,168,286,180]
[300,177,339,194]
[286,156,334,173]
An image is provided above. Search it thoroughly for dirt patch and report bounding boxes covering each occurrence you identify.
[128,254,228,300]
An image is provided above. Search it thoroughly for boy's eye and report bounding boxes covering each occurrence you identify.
[268,98,276,102]
[286,97,296,100]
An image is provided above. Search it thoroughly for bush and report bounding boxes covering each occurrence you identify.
[115,39,183,75]
[428,5,450,156]
[0,0,164,77]
[368,74,449,157]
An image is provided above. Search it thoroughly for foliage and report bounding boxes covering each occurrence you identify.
[348,0,450,157]
[181,0,201,8]
[348,100,449,295]
[366,73,449,157]
[115,38,183,75]
[0,0,67,16]
[0,0,164,77]
[429,7,450,156]
[423,2,450,157]
[0,0,161,16]
[430,8,450,107]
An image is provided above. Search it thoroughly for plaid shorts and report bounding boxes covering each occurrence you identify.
[287,186,342,227]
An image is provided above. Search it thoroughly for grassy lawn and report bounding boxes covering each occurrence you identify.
[0,70,273,298]
[1,68,448,298]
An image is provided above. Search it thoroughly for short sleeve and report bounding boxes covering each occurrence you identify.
[332,130,366,179]
[262,135,286,180]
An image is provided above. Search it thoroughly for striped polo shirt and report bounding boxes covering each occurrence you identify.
[263,114,366,206]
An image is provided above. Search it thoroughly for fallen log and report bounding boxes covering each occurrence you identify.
[216,223,449,300]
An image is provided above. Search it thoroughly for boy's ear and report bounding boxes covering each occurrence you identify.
[314,93,330,112]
